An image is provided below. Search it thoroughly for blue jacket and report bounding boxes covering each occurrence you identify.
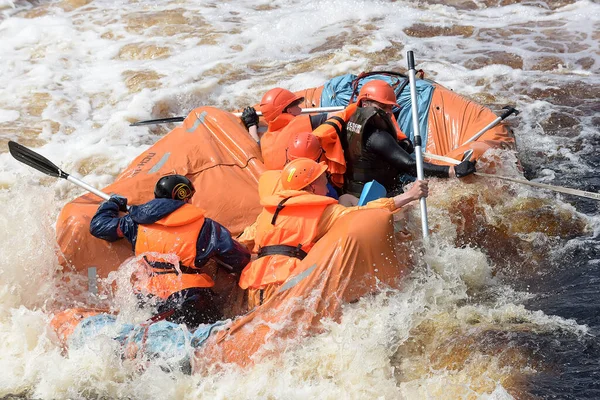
[89,198,250,273]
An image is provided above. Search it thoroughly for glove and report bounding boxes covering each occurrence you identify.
[454,159,476,178]
[398,138,414,154]
[108,195,128,212]
[241,106,259,130]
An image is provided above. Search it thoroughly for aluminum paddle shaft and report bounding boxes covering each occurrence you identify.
[407,51,429,239]
[462,106,519,146]
[130,106,345,127]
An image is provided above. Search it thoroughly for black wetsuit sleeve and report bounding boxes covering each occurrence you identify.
[309,113,328,130]
[365,130,450,178]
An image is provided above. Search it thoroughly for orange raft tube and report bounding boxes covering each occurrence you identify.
[52,72,515,366]
[51,207,414,368]
[273,76,515,163]
[56,106,264,282]
[193,207,413,369]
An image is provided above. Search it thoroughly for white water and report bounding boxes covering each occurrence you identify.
[1,0,598,399]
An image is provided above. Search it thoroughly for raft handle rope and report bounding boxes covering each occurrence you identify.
[422,152,600,202]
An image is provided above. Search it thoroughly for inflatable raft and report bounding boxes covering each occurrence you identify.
[51,71,516,367]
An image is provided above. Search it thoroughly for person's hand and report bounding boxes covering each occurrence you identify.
[398,138,414,154]
[454,159,476,178]
[108,195,128,212]
[241,106,259,130]
[392,180,428,209]
[406,180,428,201]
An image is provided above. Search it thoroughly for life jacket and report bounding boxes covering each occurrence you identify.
[311,104,357,188]
[258,170,283,200]
[135,204,214,299]
[261,114,313,170]
[344,107,408,196]
[238,190,337,289]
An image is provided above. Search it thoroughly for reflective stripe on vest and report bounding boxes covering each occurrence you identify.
[239,191,337,289]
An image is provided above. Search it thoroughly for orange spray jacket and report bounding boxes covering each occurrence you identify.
[311,104,357,187]
[135,204,215,299]
[238,190,338,289]
[238,191,399,289]
[260,114,313,170]
[312,103,408,188]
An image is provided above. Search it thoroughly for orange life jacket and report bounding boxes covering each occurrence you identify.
[135,204,214,299]
[311,103,358,187]
[258,170,283,200]
[238,190,337,289]
[261,114,313,170]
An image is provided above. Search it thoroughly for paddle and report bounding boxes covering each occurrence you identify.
[8,141,111,201]
[129,106,346,127]
[422,151,600,201]
[461,106,519,146]
[407,51,429,239]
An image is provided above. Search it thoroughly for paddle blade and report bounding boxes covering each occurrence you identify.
[8,141,66,179]
[130,116,185,126]
[358,180,387,206]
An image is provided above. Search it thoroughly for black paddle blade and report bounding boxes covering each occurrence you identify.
[129,116,185,127]
[8,141,67,179]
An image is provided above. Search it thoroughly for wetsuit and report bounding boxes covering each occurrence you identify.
[344,107,450,196]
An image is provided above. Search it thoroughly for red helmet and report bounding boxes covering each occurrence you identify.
[281,158,328,191]
[286,132,323,162]
[259,88,304,123]
[356,80,399,107]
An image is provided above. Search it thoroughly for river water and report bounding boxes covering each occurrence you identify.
[0,0,598,399]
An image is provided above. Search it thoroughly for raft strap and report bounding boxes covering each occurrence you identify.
[271,197,291,225]
[257,244,308,260]
[143,256,202,275]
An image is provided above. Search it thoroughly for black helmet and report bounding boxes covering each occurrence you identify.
[154,174,195,201]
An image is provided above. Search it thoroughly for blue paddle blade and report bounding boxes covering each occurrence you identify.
[358,180,387,206]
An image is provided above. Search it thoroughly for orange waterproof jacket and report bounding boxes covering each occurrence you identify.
[135,204,214,299]
[311,103,357,187]
[238,190,337,289]
[261,114,313,170]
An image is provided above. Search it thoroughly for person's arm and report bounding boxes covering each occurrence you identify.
[248,125,259,142]
[315,198,396,240]
[241,107,260,142]
[309,113,328,130]
[392,180,428,208]
[89,197,136,245]
[316,180,429,238]
[195,218,251,274]
[366,130,451,178]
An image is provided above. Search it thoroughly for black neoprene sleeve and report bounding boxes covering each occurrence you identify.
[309,113,328,130]
[366,130,450,178]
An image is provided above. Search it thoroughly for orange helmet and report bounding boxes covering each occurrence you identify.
[356,80,399,107]
[281,158,328,191]
[259,88,304,123]
[286,132,323,162]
